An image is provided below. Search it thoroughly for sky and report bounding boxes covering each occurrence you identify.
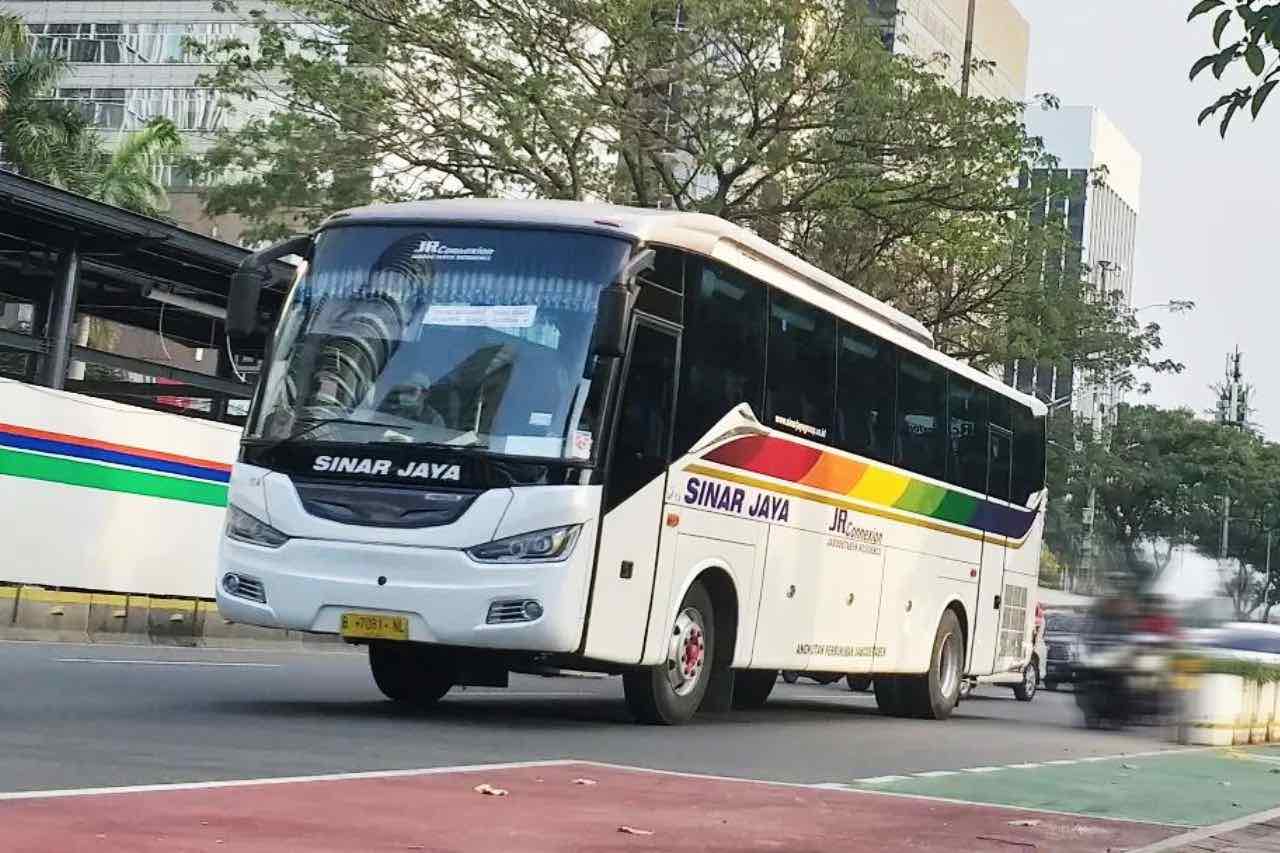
[1013,0,1280,437]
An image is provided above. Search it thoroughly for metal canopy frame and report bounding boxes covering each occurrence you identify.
[0,170,291,415]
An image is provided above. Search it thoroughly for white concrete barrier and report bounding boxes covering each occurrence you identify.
[1181,673,1246,746]
[1255,681,1276,744]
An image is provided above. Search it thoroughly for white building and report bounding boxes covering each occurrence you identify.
[9,1,283,241]
[869,0,1030,102]
[1009,105,1143,409]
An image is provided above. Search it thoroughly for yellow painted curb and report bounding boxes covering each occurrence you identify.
[17,586,93,605]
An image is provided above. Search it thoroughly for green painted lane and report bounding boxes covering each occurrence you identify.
[852,746,1280,827]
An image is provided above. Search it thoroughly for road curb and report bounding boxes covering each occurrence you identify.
[0,583,310,649]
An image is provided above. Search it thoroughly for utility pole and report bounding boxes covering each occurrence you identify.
[960,0,977,99]
[1216,348,1247,613]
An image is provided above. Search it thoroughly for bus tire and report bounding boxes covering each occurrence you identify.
[903,609,964,720]
[1013,661,1038,702]
[846,675,872,692]
[732,670,777,709]
[368,642,454,708]
[623,581,715,725]
[874,676,907,715]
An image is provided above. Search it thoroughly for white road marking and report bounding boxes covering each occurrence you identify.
[574,762,1185,827]
[55,658,280,668]
[1042,759,1079,766]
[1007,763,1042,769]
[451,692,594,699]
[855,775,911,785]
[914,770,961,778]
[0,760,578,801]
[963,766,1003,773]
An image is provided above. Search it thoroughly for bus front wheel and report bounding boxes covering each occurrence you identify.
[624,581,715,725]
[368,642,454,708]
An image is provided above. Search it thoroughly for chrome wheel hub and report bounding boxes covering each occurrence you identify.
[667,607,706,697]
[938,632,960,699]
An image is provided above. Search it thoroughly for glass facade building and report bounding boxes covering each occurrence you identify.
[1008,106,1143,415]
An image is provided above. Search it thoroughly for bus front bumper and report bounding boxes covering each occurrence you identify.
[215,536,589,653]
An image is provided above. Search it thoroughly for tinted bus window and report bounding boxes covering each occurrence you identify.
[673,260,766,454]
[896,352,946,480]
[947,378,988,493]
[766,290,835,443]
[1012,403,1046,506]
[835,324,896,462]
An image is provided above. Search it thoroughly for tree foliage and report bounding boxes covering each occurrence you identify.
[1060,403,1280,614]
[194,0,1174,378]
[1188,0,1280,134]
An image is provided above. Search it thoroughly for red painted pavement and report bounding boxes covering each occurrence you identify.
[0,762,1182,852]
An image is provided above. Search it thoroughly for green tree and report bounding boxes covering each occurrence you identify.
[89,118,185,217]
[1086,405,1238,586]
[194,0,1172,379]
[1188,0,1280,134]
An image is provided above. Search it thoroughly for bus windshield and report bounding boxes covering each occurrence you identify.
[247,224,631,460]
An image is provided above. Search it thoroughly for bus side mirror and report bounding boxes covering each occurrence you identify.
[226,271,264,339]
[589,283,631,359]
[226,233,312,341]
[587,247,654,360]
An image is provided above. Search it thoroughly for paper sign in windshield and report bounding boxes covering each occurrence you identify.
[423,305,538,329]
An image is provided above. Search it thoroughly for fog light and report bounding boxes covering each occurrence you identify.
[221,572,266,603]
[522,600,544,621]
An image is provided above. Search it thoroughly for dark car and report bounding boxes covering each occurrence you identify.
[1043,610,1087,690]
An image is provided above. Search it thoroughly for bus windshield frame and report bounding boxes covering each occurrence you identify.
[244,223,632,464]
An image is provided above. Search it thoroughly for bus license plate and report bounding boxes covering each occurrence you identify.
[340,613,409,641]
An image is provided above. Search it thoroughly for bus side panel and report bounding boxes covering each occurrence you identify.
[993,510,1045,673]
[750,525,817,672]
[753,523,885,673]
[582,476,667,664]
[967,536,1007,676]
[640,501,765,668]
[872,516,981,675]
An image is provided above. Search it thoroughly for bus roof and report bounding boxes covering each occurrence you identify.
[324,198,1046,416]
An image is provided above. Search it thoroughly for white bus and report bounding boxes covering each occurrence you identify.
[216,199,1046,724]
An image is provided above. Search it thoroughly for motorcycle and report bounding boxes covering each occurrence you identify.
[1073,635,1176,728]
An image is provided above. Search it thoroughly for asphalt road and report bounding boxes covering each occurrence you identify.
[0,641,1179,793]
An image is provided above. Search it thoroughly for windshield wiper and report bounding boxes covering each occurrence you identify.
[264,416,411,450]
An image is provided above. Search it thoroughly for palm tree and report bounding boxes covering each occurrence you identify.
[0,11,25,58]
[92,118,184,217]
[2,10,186,216]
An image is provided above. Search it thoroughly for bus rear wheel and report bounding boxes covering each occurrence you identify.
[874,676,907,715]
[624,581,715,725]
[732,669,777,709]
[368,642,454,708]
[901,609,964,720]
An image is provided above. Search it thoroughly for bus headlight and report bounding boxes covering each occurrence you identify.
[225,505,290,549]
[468,525,582,564]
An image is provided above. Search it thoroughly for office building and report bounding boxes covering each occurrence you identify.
[868,0,1030,101]
[6,1,280,242]
[1007,105,1142,412]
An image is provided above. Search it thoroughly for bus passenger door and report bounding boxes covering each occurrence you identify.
[969,426,1012,676]
[583,317,680,664]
